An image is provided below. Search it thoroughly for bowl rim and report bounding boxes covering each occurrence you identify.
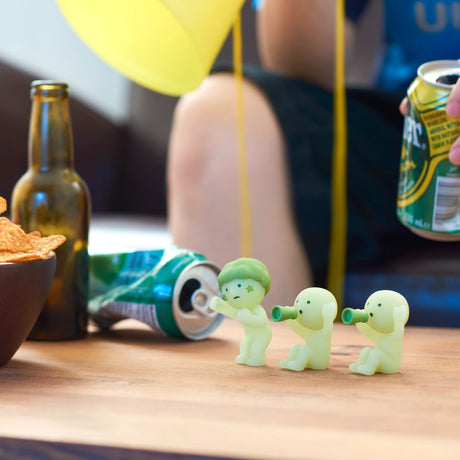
[0,251,56,266]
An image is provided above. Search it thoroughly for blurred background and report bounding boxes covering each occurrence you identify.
[0,0,379,217]
[0,1,130,123]
[0,0,263,217]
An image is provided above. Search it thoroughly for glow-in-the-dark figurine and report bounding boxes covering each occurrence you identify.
[342,290,409,375]
[210,258,272,366]
[271,287,337,371]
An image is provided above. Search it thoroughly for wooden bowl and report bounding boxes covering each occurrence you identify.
[0,253,56,365]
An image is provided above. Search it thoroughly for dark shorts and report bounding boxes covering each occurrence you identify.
[215,65,458,285]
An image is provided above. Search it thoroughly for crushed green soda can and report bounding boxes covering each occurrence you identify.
[89,247,223,340]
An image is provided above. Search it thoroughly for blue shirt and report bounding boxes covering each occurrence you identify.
[347,0,460,91]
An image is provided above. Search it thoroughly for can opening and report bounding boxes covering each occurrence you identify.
[178,278,201,313]
[436,74,459,86]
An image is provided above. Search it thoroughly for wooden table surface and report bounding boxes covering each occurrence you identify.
[0,318,459,459]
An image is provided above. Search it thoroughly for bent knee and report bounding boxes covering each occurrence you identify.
[172,74,241,141]
[172,72,282,149]
[168,75,239,184]
[168,72,285,189]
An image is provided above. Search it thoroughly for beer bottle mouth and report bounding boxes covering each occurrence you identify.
[30,81,69,98]
[436,74,459,86]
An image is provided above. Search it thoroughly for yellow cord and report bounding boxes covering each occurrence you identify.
[233,12,252,258]
[232,3,347,304]
[327,0,348,308]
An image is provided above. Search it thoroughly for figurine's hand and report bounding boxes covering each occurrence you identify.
[393,304,409,325]
[322,302,337,322]
[447,77,460,165]
[210,296,238,319]
[210,296,225,312]
[355,321,377,340]
[210,296,232,315]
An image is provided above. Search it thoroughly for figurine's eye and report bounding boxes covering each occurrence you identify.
[307,300,311,304]
[378,303,382,307]
[237,284,241,288]
[299,310,303,314]
[370,312,374,317]
[225,288,228,292]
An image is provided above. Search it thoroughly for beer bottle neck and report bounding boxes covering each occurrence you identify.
[28,82,74,171]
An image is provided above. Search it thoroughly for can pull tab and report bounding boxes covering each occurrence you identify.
[178,277,219,317]
[191,288,219,317]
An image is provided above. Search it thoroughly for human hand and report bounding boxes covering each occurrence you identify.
[399,97,409,117]
[400,78,460,165]
[446,77,460,165]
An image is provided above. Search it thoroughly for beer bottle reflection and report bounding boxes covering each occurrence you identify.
[12,81,91,340]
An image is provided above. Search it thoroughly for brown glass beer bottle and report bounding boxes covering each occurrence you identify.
[12,81,91,340]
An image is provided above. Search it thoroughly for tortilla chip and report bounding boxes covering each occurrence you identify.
[0,197,6,215]
[0,197,66,263]
[0,217,34,252]
[27,234,66,257]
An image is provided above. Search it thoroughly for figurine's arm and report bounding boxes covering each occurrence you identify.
[237,306,268,326]
[286,319,307,338]
[356,321,381,342]
[210,296,237,319]
[322,302,337,332]
[392,304,409,337]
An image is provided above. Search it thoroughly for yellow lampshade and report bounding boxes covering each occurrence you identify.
[57,0,245,96]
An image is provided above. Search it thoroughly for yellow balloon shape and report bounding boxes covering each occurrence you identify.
[57,0,245,96]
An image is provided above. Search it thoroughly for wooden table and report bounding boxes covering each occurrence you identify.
[0,318,459,459]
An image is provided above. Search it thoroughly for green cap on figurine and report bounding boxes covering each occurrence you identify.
[271,305,298,322]
[341,307,369,325]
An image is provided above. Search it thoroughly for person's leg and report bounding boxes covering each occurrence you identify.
[167,73,311,307]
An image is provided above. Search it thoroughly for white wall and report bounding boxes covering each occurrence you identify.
[0,0,130,123]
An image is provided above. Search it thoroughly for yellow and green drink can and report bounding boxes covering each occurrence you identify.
[397,60,460,241]
[89,247,223,340]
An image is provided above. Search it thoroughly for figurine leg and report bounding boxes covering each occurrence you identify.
[280,343,301,368]
[246,338,268,366]
[376,353,400,374]
[283,345,309,372]
[235,336,251,365]
[351,349,381,376]
[349,347,371,372]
